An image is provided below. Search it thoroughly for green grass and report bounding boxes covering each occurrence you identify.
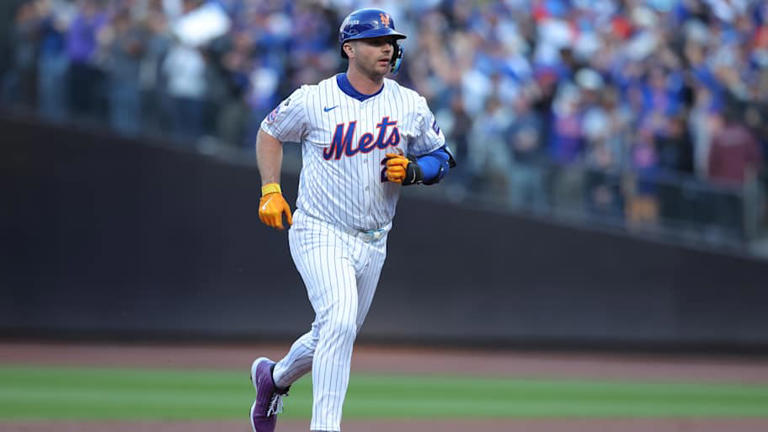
[1,365,768,420]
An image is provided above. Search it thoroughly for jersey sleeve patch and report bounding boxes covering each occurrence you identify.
[266,104,281,124]
[260,87,308,142]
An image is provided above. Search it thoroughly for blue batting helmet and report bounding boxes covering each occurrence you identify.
[338,8,406,73]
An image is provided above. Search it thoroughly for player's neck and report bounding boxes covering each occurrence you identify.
[345,67,385,95]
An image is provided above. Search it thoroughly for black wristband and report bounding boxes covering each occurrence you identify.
[402,156,423,186]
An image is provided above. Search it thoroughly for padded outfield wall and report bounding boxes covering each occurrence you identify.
[2,116,767,350]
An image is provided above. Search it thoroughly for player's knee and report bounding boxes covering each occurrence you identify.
[325,317,357,341]
[304,333,320,351]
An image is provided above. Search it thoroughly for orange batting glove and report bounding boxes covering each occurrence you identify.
[384,153,408,183]
[385,152,423,185]
[259,183,293,230]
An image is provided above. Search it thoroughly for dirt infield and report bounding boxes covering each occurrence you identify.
[2,341,768,432]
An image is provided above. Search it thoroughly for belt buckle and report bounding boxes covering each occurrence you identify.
[361,228,384,242]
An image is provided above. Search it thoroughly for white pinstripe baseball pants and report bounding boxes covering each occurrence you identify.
[272,209,388,432]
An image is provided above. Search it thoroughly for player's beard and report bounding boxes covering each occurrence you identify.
[357,56,390,81]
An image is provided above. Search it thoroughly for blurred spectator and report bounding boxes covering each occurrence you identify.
[707,104,763,236]
[467,96,514,194]
[100,8,146,135]
[0,2,23,87]
[508,95,548,211]
[655,115,694,174]
[66,0,107,120]
[446,94,472,166]
[654,115,695,222]
[548,83,584,165]
[163,0,236,142]
[207,29,253,147]
[2,1,40,110]
[547,82,587,214]
[162,40,206,140]
[138,0,172,135]
[583,87,628,218]
[708,105,763,185]
[688,84,719,178]
[37,0,72,122]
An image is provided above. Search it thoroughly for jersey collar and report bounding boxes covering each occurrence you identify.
[336,73,384,102]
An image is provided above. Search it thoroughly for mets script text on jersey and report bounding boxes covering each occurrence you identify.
[323,116,400,160]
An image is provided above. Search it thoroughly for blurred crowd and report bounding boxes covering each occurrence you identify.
[2,0,767,236]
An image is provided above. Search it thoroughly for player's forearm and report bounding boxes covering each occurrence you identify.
[416,146,455,185]
[256,129,284,185]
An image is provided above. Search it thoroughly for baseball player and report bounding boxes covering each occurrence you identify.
[249,8,455,432]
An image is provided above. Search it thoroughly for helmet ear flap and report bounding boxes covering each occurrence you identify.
[390,43,403,74]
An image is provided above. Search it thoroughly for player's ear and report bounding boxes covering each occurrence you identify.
[343,42,354,58]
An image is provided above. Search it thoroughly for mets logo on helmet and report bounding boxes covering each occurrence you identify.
[380,13,390,26]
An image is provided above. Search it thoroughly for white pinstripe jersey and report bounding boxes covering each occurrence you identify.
[261,75,445,231]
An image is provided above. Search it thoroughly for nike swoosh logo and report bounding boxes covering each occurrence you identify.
[323,105,338,112]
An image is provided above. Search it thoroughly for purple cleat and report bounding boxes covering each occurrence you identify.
[249,357,289,432]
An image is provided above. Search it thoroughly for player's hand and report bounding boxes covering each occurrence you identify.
[385,153,423,185]
[259,185,293,230]
[384,153,408,183]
